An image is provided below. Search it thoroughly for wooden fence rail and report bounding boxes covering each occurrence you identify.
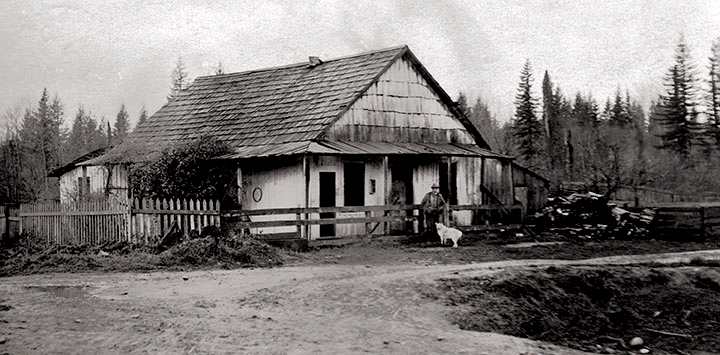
[17,198,520,246]
[222,203,523,239]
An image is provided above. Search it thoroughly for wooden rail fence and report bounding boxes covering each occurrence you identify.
[17,198,520,246]
[222,203,523,239]
[651,203,720,239]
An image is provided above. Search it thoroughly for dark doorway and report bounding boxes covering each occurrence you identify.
[344,162,365,207]
[319,172,335,237]
[450,162,458,205]
[389,162,413,234]
[438,161,457,222]
[439,162,449,203]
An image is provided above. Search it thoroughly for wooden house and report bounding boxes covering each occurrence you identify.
[88,45,545,240]
[49,148,129,203]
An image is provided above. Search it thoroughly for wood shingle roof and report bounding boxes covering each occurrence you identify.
[130,46,407,151]
[92,45,490,164]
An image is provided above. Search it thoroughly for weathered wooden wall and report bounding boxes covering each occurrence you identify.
[236,154,518,238]
[326,56,475,144]
[512,164,549,215]
[453,157,482,226]
[307,155,388,239]
[240,157,305,236]
[58,164,128,203]
[483,158,513,205]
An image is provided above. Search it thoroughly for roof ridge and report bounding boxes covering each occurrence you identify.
[195,45,409,80]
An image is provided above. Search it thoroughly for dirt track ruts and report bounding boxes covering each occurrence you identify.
[2,249,720,355]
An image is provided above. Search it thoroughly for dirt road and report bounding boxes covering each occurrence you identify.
[2,248,720,355]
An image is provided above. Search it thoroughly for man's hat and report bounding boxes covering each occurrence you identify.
[431,183,440,188]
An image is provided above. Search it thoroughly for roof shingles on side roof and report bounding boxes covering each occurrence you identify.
[128,46,405,152]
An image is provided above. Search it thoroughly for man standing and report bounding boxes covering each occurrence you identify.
[421,183,446,239]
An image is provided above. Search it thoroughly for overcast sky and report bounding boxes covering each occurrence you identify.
[1,0,719,131]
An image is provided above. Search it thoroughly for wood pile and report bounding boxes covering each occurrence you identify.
[526,192,655,239]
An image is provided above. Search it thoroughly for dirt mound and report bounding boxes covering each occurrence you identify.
[433,266,720,354]
[158,236,283,268]
[0,233,284,276]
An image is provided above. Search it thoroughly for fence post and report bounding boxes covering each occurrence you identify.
[126,197,132,242]
[365,210,372,240]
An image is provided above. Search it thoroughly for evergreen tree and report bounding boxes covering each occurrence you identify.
[455,92,472,118]
[0,105,28,202]
[647,100,665,148]
[137,105,148,128]
[542,71,572,180]
[168,56,189,101]
[707,38,720,145]
[573,93,598,128]
[656,37,702,157]
[113,103,130,145]
[511,59,544,169]
[542,71,553,138]
[50,95,67,164]
[15,89,65,200]
[468,96,506,152]
[608,88,632,126]
[64,106,107,161]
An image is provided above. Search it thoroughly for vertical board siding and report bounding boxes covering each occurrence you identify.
[19,197,219,245]
[483,158,514,205]
[241,157,304,235]
[454,157,483,226]
[19,199,128,245]
[58,165,130,204]
[327,57,475,143]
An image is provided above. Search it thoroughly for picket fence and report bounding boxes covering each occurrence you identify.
[130,198,220,243]
[19,198,220,245]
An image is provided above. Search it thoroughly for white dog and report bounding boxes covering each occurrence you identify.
[435,223,462,248]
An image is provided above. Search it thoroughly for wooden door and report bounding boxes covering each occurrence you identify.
[319,172,336,237]
[389,164,413,234]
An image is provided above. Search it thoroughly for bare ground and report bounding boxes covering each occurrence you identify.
[2,241,720,355]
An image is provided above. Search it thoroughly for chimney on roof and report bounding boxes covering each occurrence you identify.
[308,56,323,67]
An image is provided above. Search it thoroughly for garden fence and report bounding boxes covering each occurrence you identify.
[19,198,220,245]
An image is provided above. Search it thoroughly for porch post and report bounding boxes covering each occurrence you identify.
[383,155,389,235]
[445,157,451,225]
[126,164,132,242]
[236,166,243,207]
[304,154,311,240]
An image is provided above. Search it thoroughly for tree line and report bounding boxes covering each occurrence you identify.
[5,40,720,203]
[0,90,149,203]
[0,55,219,203]
[459,36,720,197]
